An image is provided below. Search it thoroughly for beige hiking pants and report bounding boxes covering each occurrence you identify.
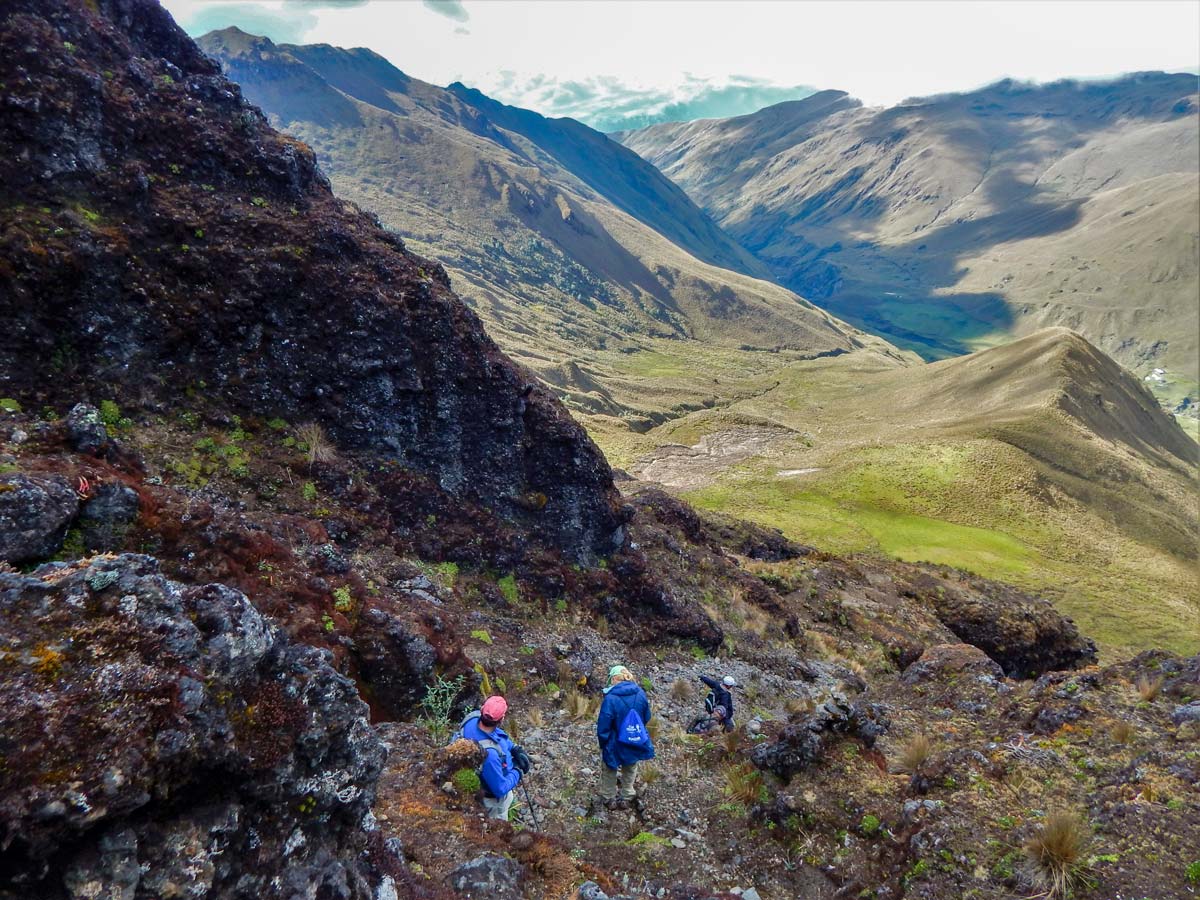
[599,762,638,801]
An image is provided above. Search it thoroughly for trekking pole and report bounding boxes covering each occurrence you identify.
[519,780,540,832]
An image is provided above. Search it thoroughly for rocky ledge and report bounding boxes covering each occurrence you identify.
[0,554,390,900]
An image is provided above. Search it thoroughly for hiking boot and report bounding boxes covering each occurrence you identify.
[630,796,645,817]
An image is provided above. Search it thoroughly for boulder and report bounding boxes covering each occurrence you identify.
[0,554,387,898]
[0,473,79,563]
[64,403,109,455]
[354,606,439,719]
[902,643,1005,684]
[918,573,1096,677]
[78,482,141,552]
[447,854,524,899]
[1171,701,1200,726]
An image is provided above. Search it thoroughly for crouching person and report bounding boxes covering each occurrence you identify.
[596,665,655,812]
[455,695,529,820]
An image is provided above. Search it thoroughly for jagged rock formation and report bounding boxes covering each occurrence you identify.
[0,555,388,899]
[0,0,623,564]
[750,695,891,781]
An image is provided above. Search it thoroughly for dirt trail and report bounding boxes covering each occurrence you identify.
[631,427,791,490]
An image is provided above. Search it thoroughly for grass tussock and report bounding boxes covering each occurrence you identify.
[564,687,599,721]
[1110,719,1136,744]
[1023,811,1091,898]
[897,733,934,774]
[720,726,741,758]
[1135,674,1163,701]
[297,421,336,465]
[723,762,765,805]
[784,695,815,717]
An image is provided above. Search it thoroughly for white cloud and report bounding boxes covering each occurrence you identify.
[163,0,1199,117]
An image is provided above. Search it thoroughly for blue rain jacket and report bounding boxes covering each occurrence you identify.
[462,715,521,798]
[596,680,655,769]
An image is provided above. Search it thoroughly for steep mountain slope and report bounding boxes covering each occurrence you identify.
[1,5,1198,899]
[616,76,1200,425]
[632,328,1199,654]
[0,1,627,562]
[197,29,904,437]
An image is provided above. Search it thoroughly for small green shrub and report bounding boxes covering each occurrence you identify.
[251,196,267,207]
[301,481,318,502]
[332,586,353,612]
[433,561,459,586]
[0,398,22,413]
[1187,860,1200,884]
[99,400,121,427]
[470,629,493,645]
[626,831,669,846]
[452,767,481,794]
[860,814,882,836]
[496,574,519,604]
[420,673,466,742]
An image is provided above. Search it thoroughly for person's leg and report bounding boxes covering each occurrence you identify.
[599,765,619,802]
[482,790,515,820]
[618,761,639,800]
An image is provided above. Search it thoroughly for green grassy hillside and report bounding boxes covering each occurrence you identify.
[617,329,1198,657]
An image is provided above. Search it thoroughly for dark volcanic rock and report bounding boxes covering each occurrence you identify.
[0,0,623,564]
[64,403,109,455]
[0,554,387,899]
[901,643,1005,685]
[355,606,440,719]
[0,473,79,563]
[446,853,524,899]
[751,695,890,781]
[78,481,141,552]
[908,571,1097,677]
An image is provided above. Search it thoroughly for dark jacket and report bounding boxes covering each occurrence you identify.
[596,680,655,769]
[701,675,734,722]
[462,714,521,798]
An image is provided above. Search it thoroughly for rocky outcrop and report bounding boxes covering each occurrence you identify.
[0,474,79,564]
[901,643,1005,685]
[905,571,1097,677]
[0,555,388,899]
[0,0,624,564]
[751,695,890,782]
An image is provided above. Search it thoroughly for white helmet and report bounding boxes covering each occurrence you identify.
[722,675,737,688]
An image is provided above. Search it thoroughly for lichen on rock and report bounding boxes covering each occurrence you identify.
[0,554,389,899]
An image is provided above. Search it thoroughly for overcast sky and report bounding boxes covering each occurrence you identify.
[163,0,1200,131]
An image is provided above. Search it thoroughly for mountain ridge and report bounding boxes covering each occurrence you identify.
[198,27,909,439]
[616,72,1200,426]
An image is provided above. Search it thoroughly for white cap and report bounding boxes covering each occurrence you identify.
[723,675,737,687]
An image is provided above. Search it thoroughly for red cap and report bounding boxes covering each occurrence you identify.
[480,695,508,725]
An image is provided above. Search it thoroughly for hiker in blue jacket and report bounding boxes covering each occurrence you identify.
[457,695,528,820]
[595,664,655,811]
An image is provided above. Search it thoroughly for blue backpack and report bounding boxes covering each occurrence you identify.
[617,705,650,747]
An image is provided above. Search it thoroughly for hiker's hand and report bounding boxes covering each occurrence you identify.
[512,745,531,775]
